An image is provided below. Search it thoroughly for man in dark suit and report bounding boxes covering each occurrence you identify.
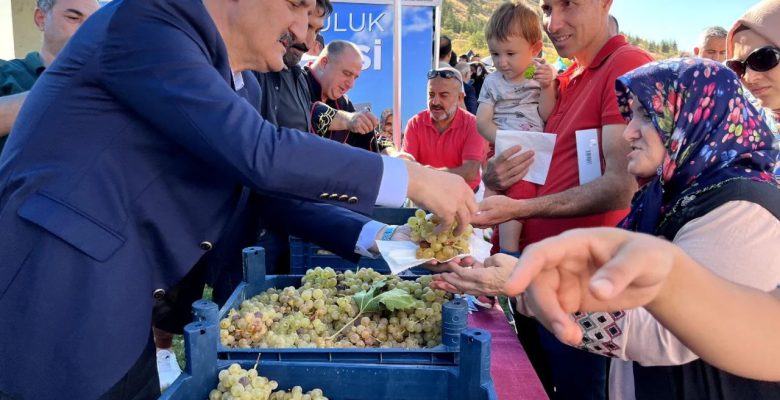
[0,0,477,398]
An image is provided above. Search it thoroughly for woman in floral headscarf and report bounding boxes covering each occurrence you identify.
[430,58,780,399]
[588,58,780,400]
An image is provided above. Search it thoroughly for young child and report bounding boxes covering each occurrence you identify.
[476,1,557,256]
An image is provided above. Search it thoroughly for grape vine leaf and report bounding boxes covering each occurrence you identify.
[375,289,417,312]
[353,279,387,311]
[353,286,416,313]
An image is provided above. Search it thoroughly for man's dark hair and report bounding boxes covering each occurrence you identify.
[316,0,333,18]
[439,35,452,62]
[315,34,325,49]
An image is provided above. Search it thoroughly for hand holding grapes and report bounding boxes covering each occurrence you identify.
[406,209,473,262]
[428,253,518,296]
[532,59,557,89]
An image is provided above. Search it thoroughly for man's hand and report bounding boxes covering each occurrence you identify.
[503,228,677,345]
[368,224,412,253]
[0,91,28,136]
[381,147,416,161]
[405,162,477,236]
[472,195,521,227]
[394,151,415,161]
[428,254,518,296]
[533,59,557,89]
[346,109,379,134]
[483,146,534,191]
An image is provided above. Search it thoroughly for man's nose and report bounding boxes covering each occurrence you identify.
[290,13,307,45]
[545,11,564,34]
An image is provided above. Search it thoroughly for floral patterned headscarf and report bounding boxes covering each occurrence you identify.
[616,58,779,234]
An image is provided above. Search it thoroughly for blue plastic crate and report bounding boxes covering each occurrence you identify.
[194,247,475,365]
[161,321,497,400]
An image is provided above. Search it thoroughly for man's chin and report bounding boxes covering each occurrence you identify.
[283,52,303,68]
[260,57,286,73]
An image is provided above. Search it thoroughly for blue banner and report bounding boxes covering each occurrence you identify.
[321,3,434,129]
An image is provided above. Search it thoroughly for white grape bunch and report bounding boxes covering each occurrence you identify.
[208,363,328,400]
[407,209,473,261]
[219,268,452,350]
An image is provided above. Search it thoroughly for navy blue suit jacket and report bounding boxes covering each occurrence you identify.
[0,0,382,398]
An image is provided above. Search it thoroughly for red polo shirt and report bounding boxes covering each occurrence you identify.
[403,107,486,190]
[521,35,653,249]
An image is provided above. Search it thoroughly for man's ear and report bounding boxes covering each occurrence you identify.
[693,47,700,56]
[34,8,46,32]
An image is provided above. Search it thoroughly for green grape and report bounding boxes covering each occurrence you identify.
[524,64,537,79]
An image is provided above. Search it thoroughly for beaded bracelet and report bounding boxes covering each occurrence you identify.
[381,225,397,241]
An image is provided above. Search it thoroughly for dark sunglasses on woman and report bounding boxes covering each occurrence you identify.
[725,46,780,78]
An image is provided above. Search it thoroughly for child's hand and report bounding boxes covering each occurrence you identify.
[533,59,557,89]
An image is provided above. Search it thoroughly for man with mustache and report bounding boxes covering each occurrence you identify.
[252,0,397,275]
[402,67,486,192]
[257,3,378,152]
[0,0,477,398]
[305,40,397,153]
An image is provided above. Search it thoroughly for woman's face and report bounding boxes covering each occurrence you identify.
[623,96,667,178]
[732,29,780,111]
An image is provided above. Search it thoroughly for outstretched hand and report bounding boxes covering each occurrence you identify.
[471,195,519,227]
[427,253,518,297]
[504,228,679,345]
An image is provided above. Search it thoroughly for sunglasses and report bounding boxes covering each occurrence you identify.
[427,69,462,83]
[725,46,780,78]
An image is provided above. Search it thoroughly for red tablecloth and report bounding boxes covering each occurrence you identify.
[469,304,549,400]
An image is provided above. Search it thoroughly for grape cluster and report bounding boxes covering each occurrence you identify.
[407,209,473,261]
[219,268,451,349]
[209,363,327,400]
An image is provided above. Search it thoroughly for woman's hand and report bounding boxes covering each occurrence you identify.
[504,228,678,345]
[428,253,519,296]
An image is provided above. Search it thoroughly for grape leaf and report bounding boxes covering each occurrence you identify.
[353,279,387,311]
[352,281,416,313]
[375,289,417,312]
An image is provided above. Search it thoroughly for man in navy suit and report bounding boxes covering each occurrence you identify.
[0,0,477,398]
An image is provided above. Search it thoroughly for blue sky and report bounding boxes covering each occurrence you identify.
[610,0,757,53]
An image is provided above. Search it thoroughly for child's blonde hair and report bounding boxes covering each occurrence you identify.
[485,1,542,45]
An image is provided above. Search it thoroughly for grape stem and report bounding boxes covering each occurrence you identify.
[328,297,378,340]
[252,352,262,372]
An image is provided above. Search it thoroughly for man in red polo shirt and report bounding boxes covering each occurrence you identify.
[402,67,486,191]
[472,0,654,398]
